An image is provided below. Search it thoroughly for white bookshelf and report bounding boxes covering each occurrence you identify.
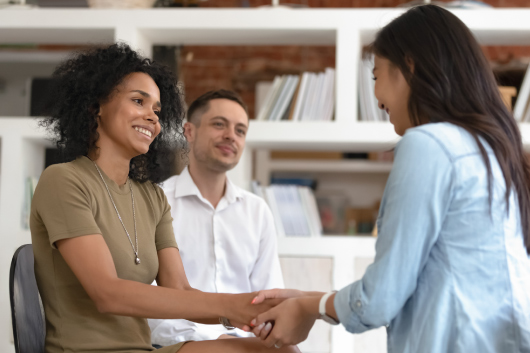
[1,7,530,353]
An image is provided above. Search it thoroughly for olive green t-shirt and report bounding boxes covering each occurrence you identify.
[30,156,184,353]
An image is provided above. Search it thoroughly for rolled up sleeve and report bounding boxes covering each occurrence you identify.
[334,128,454,333]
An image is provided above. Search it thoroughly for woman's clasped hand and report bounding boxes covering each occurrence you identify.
[224,292,286,330]
[242,289,324,349]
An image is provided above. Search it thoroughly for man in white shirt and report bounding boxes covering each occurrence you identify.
[149,89,284,345]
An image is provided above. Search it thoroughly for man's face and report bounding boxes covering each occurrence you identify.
[185,98,249,173]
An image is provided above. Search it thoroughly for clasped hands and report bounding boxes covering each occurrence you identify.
[228,289,324,349]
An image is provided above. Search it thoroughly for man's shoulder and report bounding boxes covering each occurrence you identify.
[160,175,179,200]
[160,174,180,194]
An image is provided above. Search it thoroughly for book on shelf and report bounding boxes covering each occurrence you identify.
[255,68,335,121]
[358,56,389,122]
[269,75,300,121]
[252,182,323,237]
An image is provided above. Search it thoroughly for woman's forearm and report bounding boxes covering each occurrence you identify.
[97,278,231,320]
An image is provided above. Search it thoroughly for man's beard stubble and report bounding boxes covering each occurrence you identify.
[193,145,238,173]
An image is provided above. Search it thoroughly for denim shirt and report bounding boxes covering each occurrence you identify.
[334,122,530,353]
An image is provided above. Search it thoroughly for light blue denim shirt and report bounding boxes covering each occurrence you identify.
[334,122,530,353]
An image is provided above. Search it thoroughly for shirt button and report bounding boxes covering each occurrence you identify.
[356,300,362,308]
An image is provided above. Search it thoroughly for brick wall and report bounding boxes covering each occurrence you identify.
[179,45,335,118]
[177,0,530,117]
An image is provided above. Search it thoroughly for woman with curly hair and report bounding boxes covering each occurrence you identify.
[30,43,298,353]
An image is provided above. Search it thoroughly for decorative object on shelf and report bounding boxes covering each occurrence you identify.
[87,0,156,8]
[316,194,347,235]
[345,206,378,236]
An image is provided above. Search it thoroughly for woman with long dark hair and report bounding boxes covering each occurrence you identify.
[247,5,530,352]
[30,43,299,353]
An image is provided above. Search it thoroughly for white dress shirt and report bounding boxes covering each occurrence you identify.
[148,166,284,345]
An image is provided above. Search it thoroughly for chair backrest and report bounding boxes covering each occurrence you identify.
[9,244,45,353]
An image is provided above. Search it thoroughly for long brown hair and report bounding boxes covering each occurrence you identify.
[372,5,530,254]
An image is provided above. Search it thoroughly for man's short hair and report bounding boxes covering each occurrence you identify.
[187,89,249,126]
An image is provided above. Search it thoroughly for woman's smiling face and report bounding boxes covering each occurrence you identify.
[96,72,162,158]
[373,55,413,136]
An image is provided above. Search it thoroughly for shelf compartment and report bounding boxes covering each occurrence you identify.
[269,159,393,173]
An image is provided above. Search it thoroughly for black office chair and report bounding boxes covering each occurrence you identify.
[9,244,45,353]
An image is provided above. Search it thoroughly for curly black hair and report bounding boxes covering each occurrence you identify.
[41,42,185,184]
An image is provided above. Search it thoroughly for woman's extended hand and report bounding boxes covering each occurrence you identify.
[250,296,321,348]
[250,288,306,305]
[239,288,305,332]
[225,292,283,329]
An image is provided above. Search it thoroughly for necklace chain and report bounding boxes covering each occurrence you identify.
[93,162,140,265]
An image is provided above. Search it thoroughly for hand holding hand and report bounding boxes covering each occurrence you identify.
[225,292,283,329]
[250,296,321,349]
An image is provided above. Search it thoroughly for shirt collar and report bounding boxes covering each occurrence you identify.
[174,166,244,206]
[224,175,243,205]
